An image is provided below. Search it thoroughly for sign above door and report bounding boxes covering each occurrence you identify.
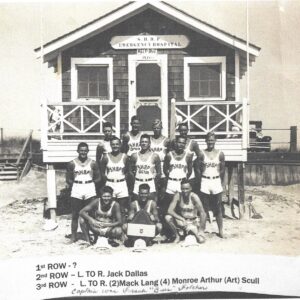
[110,35,189,49]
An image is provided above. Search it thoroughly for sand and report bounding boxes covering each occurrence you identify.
[0,170,299,259]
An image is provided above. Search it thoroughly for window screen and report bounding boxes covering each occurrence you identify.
[136,63,161,97]
[137,105,161,131]
[77,66,108,99]
[189,64,221,97]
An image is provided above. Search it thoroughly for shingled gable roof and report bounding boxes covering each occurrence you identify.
[35,0,260,59]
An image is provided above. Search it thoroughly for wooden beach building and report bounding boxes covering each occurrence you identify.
[35,1,260,215]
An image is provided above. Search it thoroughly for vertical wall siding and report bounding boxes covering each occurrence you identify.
[60,9,236,134]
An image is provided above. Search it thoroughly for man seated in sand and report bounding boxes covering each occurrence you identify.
[124,184,162,246]
[79,186,123,245]
[165,179,206,244]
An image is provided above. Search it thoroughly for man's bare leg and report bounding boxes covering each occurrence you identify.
[165,215,180,243]
[70,198,81,243]
[215,193,224,238]
[187,226,205,244]
[79,217,90,243]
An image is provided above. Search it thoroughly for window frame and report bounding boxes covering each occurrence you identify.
[184,56,226,101]
[71,57,113,101]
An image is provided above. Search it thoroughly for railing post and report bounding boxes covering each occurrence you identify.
[290,126,297,152]
[41,102,48,150]
[242,97,248,150]
[170,98,176,140]
[115,99,120,138]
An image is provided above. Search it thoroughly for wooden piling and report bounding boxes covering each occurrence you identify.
[290,126,297,152]
[237,162,245,219]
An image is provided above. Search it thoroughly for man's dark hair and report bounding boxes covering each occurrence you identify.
[140,133,150,142]
[131,115,140,123]
[101,185,114,195]
[110,136,120,143]
[176,135,186,142]
[77,142,89,151]
[181,178,191,186]
[140,133,150,141]
[139,183,150,191]
[103,122,113,129]
[178,122,189,130]
[205,131,216,141]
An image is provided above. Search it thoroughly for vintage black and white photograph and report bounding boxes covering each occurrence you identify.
[0,0,299,298]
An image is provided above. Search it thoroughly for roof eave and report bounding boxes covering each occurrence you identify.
[35,0,260,60]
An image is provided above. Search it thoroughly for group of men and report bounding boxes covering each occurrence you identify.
[66,116,225,246]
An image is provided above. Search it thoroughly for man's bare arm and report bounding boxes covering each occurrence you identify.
[163,153,171,177]
[219,151,225,182]
[164,138,172,153]
[96,143,105,166]
[121,133,129,153]
[167,193,185,222]
[192,140,201,158]
[99,154,108,183]
[150,201,160,223]
[153,153,161,179]
[192,193,206,231]
[127,202,136,222]
[92,160,101,184]
[107,203,122,227]
[129,153,137,178]
[79,198,99,225]
[186,153,193,179]
[198,151,205,174]
[66,161,75,189]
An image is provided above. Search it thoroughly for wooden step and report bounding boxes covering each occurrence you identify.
[0,175,18,181]
[0,171,18,176]
[0,163,19,181]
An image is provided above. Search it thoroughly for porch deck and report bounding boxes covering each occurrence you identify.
[41,99,248,163]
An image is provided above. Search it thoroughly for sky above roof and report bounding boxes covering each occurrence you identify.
[0,0,299,147]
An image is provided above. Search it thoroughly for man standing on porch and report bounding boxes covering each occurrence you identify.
[150,119,171,202]
[175,123,201,193]
[121,115,143,156]
[100,136,130,222]
[162,136,193,219]
[130,134,161,201]
[196,132,225,238]
[66,142,101,243]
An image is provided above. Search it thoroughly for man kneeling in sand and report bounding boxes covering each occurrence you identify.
[165,179,206,243]
[124,184,162,246]
[79,186,123,245]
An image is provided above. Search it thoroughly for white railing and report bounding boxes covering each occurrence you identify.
[41,100,120,149]
[171,98,247,142]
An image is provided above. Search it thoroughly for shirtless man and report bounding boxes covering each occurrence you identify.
[79,186,123,244]
[100,136,130,221]
[130,134,161,201]
[122,116,143,157]
[162,136,193,218]
[124,184,162,246]
[175,123,201,193]
[66,142,101,243]
[196,132,225,238]
[150,119,171,202]
[165,179,206,243]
